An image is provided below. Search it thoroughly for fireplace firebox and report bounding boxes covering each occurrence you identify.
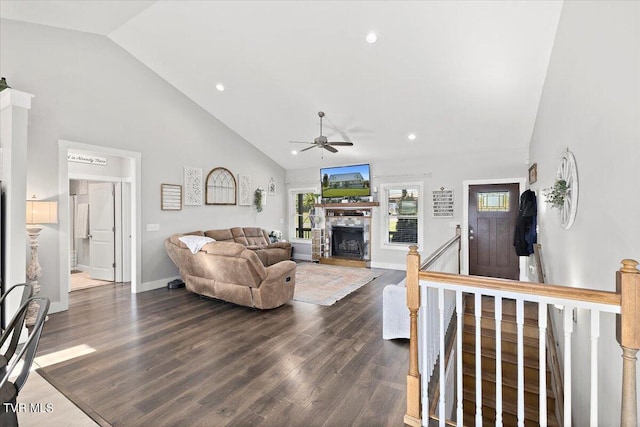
[331,226,365,259]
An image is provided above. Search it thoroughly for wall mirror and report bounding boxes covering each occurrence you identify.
[205,167,237,205]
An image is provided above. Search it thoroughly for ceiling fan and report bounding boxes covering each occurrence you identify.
[290,111,354,153]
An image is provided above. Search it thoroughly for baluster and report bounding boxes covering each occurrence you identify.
[538,302,547,427]
[516,299,524,427]
[495,297,503,427]
[563,306,573,427]
[475,293,482,427]
[456,291,463,426]
[590,310,599,427]
[439,288,446,426]
[404,245,421,427]
[616,259,639,427]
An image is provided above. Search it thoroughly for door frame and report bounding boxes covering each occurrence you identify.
[70,177,127,284]
[57,140,141,313]
[462,177,527,281]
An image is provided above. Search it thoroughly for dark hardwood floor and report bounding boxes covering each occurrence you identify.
[36,269,409,427]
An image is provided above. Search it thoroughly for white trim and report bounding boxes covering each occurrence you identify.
[379,181,424,251]
[371,261,406,271]
[293,254,312,262]
[58,140,142,313]
[287,186,317,242]
[462,177,527,281]
[0,89,34,110]
[138,276,179,293]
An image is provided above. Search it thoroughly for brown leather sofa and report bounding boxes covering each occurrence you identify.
[164,231,296,309]
[204,227,292,266]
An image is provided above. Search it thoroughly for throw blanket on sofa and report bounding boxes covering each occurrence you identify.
[178,236,215,254]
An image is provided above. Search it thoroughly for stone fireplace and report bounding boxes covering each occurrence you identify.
[312,202,378,268]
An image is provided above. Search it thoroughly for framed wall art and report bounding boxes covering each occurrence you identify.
[161,184,182,211]
[268,178,276,196]
[184,166,203,205]
[528,163,538,185]
[205,167,237,205]
[238,174,252,206]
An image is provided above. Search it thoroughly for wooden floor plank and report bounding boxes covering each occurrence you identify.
[36,268,409,426]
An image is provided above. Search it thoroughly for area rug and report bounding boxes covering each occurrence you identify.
[294,262,381,306]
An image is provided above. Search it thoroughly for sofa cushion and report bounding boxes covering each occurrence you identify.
[242,227,270,247]
[204,229,234,242]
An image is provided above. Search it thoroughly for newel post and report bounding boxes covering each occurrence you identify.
[616,259,640,427]
[405,245,422,427]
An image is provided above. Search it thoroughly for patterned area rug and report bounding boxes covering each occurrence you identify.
[294,262,381,306]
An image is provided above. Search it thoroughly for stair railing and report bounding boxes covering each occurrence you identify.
[405,249,639,427]
[405,226,461,427]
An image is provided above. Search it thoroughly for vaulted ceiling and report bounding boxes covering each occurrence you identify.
[1,1,563,170]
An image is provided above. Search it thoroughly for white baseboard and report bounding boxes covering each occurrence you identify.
[371,261,406,271]
[75,264,89,272]
[137,276,180,293]
[294,254,312,262]
[49,301,66,314]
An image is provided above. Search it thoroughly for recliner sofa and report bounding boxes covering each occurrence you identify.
[204,227,292,266]
[164,230,296,309]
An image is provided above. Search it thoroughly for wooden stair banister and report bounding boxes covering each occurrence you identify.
[405,248,638,425]
[405,245,422,427]
[617,259,639,427]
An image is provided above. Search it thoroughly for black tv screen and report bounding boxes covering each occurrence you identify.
[320,164,371,198]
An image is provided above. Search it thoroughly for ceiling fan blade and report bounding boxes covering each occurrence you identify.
[326,141,354,146]
[301,145,318,152]
[323,145,338,153]
[289,141,313,144]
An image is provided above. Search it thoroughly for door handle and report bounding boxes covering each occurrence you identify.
[88,234,92,239]
[469,228,474,240]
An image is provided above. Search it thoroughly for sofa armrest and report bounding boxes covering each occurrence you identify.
[264,260,296,282]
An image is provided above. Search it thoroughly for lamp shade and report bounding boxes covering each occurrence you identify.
[26,200,58,225]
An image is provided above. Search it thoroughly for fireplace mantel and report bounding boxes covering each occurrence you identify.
[314,202,379,208]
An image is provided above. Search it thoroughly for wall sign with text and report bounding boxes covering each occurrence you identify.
[432,188,454,218]
[68,153,107,166]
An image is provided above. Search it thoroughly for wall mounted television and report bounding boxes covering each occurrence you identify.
[320,163,371,199]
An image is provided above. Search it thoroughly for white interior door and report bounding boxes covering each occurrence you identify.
[89,182,115,281]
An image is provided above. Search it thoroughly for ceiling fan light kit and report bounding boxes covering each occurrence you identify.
[290,111,354,154]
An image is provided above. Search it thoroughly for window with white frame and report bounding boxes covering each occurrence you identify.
[289,189,317,241]
[381,183,422,249]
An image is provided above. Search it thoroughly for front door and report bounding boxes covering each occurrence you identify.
[468,183,520,280]
[89,182,115,281]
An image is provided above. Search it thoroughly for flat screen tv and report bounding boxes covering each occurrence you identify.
[320,163,371,199]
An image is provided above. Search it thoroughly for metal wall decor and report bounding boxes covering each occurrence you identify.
[205,167,237,205]
[268,178,276,196]
[556,149,578,229]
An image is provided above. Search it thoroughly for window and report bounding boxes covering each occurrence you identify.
[381,183,423,249]
[289,189,317,241]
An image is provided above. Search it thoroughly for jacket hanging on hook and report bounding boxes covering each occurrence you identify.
[514,190,537,256]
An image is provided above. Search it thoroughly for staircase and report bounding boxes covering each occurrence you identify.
[461,295,561,426]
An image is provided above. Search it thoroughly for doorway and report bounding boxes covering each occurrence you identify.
[57,140,141,314]
[462,178,527,281]
[69,180,123,291]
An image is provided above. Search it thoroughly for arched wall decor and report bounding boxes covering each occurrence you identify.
[205,167,237,205]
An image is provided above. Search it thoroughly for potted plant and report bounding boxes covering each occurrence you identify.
[543,179,567,209]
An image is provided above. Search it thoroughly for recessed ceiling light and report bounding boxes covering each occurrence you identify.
[366,32,377,44]
[408,133,417,141]
[291,150,298,155]
[216,83,225,91]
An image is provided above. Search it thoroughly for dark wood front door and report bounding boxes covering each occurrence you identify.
[469,183,520,280]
